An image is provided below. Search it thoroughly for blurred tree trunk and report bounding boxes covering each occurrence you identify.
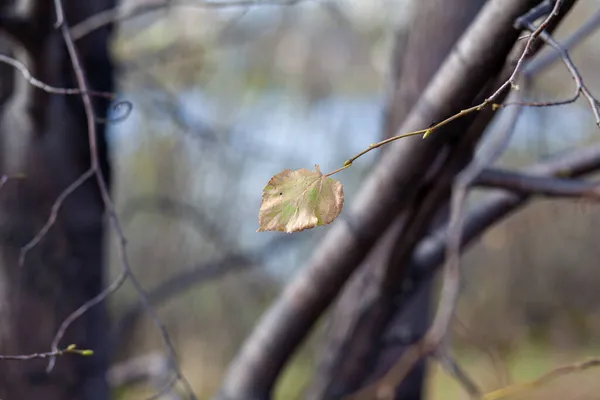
[0,1,115,400]
[308,2,487,398]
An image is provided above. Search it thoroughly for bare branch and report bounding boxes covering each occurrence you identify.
[45,1,197,398]
[0,52,133,124]
[121,195,232,249]
[47,270,128,372]
[0,53,114,98]
[110,257,250,343]
[349,140,600,399]
[453,318,511,387]
[19,169,95,266]
[217,1,563,398]
[0,345,93,361]
[435,347,481,399]
[533,29,600,125]
[110,233,298,350]
[108,352,180,400]
[145,376,181,400]
[412,141,600,300]
[485,0,565,102]
[524,8,600,76]
[475,168,600,199]
[296,0,597,183]
[483,357,600,400]
[500,19,600,125]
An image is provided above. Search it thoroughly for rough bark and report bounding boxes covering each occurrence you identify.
[0,1,115,399]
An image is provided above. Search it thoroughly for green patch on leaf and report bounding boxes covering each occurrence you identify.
[258,165,344,233]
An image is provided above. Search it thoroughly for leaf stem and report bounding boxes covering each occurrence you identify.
[325,103,486,177]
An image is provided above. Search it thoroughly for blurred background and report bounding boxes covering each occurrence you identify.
[104,0,600,398]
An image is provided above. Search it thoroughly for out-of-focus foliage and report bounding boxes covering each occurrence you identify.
[104,0,600,398]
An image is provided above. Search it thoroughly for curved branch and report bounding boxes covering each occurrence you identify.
[475,168,600,198]
[121,195,232,249]
[524,8,600,76]
[349,142,600,399]
[412,141,600,281]
[109,233,302,353]
[216,1,553,398]
[50,1,198,397]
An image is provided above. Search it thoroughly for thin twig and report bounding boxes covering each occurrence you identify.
[0,52,133,123]
[110,233,300,351]
[121,195,233,250]
[46,270,127,372]
[145,375,181,400]
[324,103,491,177]
[108,352,181,399]
[453,318,512,387]
[412,142,600,279]
[536,30,600,125]
[19,169,94,266]
[0,53,114,98]
[435,347,481,399]
[483,357,600,400]
[0,345,92,361]
[524,8,600,76]
[325,0,572,179]
[488,0,564,98]
[499,22,600,125]
[45,1,198,399]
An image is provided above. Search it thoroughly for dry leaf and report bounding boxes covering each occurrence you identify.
[258,164,344,233]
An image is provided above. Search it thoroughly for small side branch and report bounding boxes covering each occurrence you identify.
[501,16,600,126]
[108,352,181,400]
[475,168,600,199]
[0,345,93,361]
[47,1,197,398]
[524,8,600,76]
[483,357,600,400]
[413,142,600,277]
[435,347,482,399]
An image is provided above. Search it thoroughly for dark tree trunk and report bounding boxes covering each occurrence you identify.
[309,1,579,399]
[0,1,115,399]
[308,2,487,398]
